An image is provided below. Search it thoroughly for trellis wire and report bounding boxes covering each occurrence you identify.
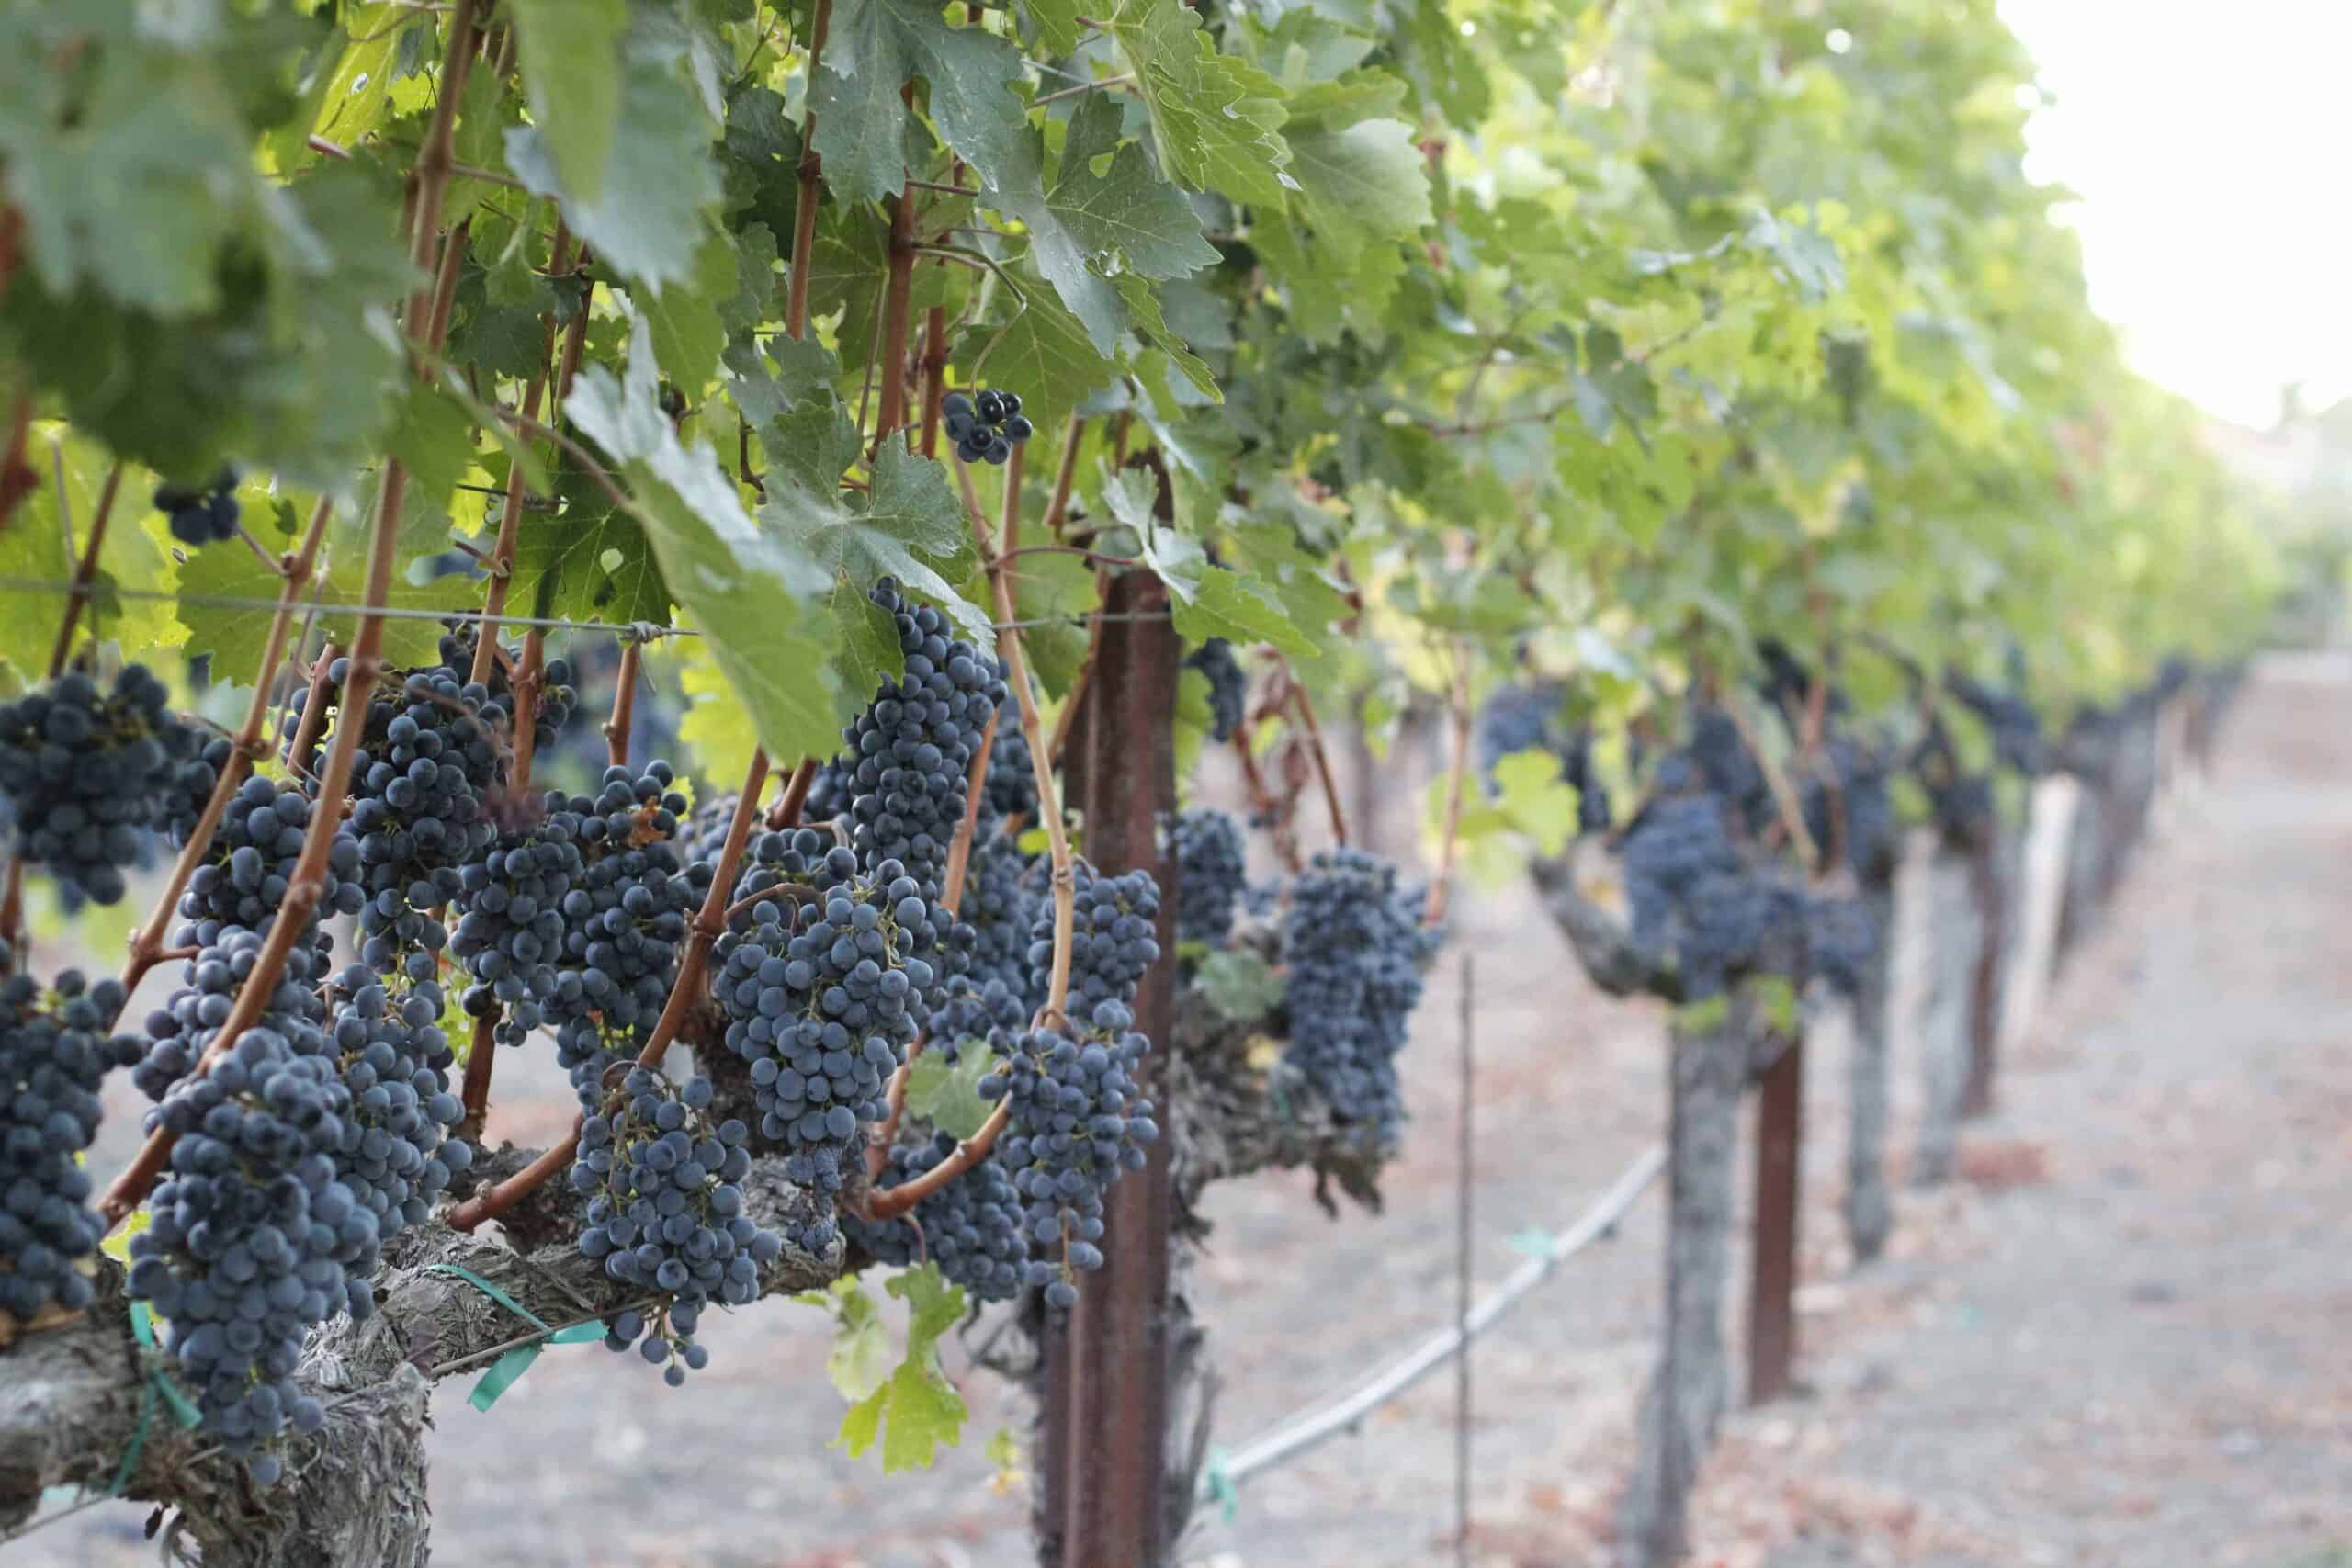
[0,576,1174,639]
[1205,1142,1667,1497]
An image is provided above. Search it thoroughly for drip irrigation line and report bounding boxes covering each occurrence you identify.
[1204,1143,1667,1498]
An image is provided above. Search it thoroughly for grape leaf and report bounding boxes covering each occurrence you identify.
[758,444,989,645]
[811,0,1033,206]
[1102,0,1293,206]
[506,55,721,295]
[1032,97,1219,285]
[1111,272,1220,402]
[504,0,629,206]
[960,293,1124,423]
[1195,950,1283,1021]
[904,1041,998,1140]
[639,232,740,390]
[566,313,840,761]
[1102,471,1308,656]
[833,1267,968,1472]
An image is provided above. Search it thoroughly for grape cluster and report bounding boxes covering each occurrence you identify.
[943,389,1034,467]
[322,967,468,1239]
[535,765,707,1106]
[573,1068,781,1382]
[1620,795,1763,997]
[979,1010,1158,1310]
[154,473,241,548]
[451,818,584,1045]
[713,848,943,1252]
[980,725,1039,826]
[1800,736,1896,882]
[843,1131,1028,1303]
[1170,808,1247,948]
[1184,638,1247,743]
[335,661,507,971]
[839,580,1005,898]
[126,1028,378,1482]
[0,971,141,1322]
[0,664,204,905]
[433,629,581,757]
[925,833,1039,1045]
[1031,862,1162,1012]
[133,927,337,1106]
[1278,850,1430,1144]
[177,773,367,936]
[1948,672,2045,775]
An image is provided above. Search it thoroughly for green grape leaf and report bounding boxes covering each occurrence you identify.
[505,0,630,206]
[0,15,252,315]
[758,444,990,645]
[800,1277,891,1401]
[1102,0,1293,205]
[1020,0,1086,55]
[1035,97,1219,284]
[1195,949,1283,1021]
[1283,118,1431,263]
[567,313,840,761]
[1110,272,1219,402]
[506,55,721,294]
[176,518,474,675]
[904,1041,999,1140]
[639,231,740,390]
[506,465,673,628]
[960,293,1124,423]
[1490,749,1579,855]
[811,0,1032,206]
[833,1267,969,1472]
[1105,472,1305,655]
[385,383,476,530]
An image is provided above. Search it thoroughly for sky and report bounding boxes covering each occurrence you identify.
[1998,0,2352,429]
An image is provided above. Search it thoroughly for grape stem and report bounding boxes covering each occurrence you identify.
[766,757,820,829]
[0,391,33,535]
[1281,657,1350,849]
[469,224,579,686]
[458,627,546,1130]
[1046,565,1111,767]
[605,636,639,769]
[446,1120,581,1233]
[111,497,336,1010]
[866,1100,1008,1220]
[1716,685,1819,874]
[782,0,834,341]
[43,460,121,679]
[97,0,485,1233]
[873,182,919,451]
[1040,413,1085,537]
[632,750,770,1074]
[869,707,1001,1173]
[967,442,1077,1028]
[281,640,342,784]
[917,305,949,459]
[1229,697,1305,874]
[1424,645,1474,927]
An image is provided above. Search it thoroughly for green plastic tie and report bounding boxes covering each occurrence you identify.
[1204,1445,1239,1521]
[128,1301,204,1429]
[425,1263,606,1411]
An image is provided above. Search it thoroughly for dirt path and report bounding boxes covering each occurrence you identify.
[17,659,2348,1567]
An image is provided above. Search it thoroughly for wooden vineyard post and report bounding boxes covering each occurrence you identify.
[1962,818,2024,1118]
[1046,564,1182,1565]
[1746,1025,1802,1404]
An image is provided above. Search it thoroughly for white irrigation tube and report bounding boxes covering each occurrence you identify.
[1208,1143,1668,1495]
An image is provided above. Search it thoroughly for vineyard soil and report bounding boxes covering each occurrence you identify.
[23,659,2350,1565]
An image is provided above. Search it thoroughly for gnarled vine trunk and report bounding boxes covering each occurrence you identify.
[1617,987,1752,1565]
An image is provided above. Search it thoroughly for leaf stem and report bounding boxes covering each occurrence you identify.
[605,636,640,768]
[1283,658,1350,848]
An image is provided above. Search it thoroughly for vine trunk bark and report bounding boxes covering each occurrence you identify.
[1617,987,1752,1564]
[1913,844,1984,1187]
[1842,878,1898,1263]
